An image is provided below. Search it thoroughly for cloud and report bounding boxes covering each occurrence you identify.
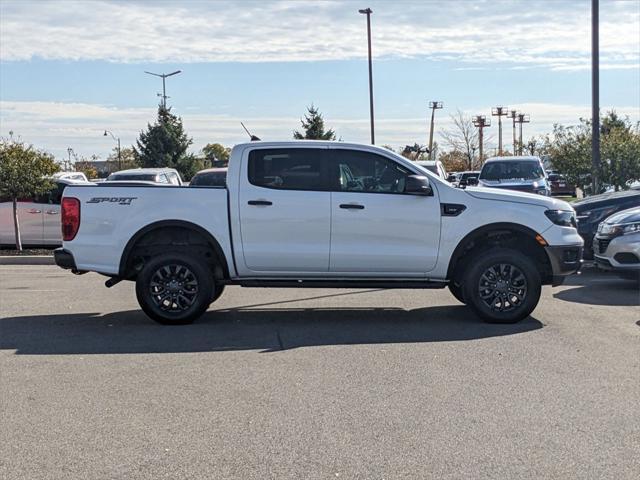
[1,0,638,70]
[2,100,638,161]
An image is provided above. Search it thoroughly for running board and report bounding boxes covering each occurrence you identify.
[228,279,447,289]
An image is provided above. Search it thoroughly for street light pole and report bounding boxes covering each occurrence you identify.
[515,113,530,156]
[104,130,122,170]
[428,101,443,160]
[591,0,600,194]
[144,70,182,108]
[359,8,375,145]
[491,106,508,155]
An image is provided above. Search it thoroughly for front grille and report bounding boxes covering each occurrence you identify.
[597,238,611,254]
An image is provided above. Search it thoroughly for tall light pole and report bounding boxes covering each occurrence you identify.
[515,113,530,155]
[104,130,121,170]
[508,110,518,155]
[591,0,600,194]
[66,147,75,172]
[428,101,443,159]
[359,8,375,145]
[491,106,508,155]
[144,70,182,108]
[473,115,491,165]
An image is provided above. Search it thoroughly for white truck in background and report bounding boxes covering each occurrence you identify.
[55,141,583,324]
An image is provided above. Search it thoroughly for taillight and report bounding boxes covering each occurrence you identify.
[61,197,80,241]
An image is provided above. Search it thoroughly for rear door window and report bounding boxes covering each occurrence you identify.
[248,148,327,191]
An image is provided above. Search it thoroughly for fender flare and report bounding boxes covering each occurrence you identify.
[118,219,231,279]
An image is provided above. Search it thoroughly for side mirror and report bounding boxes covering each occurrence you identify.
[405,175,433,196]
[467,177,479,186]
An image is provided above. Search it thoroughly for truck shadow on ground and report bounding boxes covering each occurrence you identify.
[553,267,639,307]
[0,304,543,355]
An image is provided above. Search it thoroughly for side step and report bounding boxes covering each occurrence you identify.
[232,279,447,289]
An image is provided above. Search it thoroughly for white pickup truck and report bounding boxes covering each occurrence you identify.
[55,141,583,325]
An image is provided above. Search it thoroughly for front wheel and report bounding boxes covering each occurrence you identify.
[462,248,541,324]
[448,281,466,304]
[135,253,213,325]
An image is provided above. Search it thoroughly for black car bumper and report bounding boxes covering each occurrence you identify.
[54,248,77,270]
[545,245,583,285]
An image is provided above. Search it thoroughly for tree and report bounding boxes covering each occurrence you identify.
[293,105,336,140]
[440,109,479,169]
[73,160,98,180]
[544,111,640,192]
[0,141,59,250]
[134,105,193,171]
[175,154,206,182]
[202,143,231,167]
[438,150,469,172]
[106,146,139,173]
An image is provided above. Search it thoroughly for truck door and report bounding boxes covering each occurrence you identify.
[238,147,331,273]
[327,148,441,274]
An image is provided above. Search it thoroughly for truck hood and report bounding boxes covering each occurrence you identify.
[464,186,572,210]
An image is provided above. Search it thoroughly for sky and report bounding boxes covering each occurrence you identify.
[0,0,639,162]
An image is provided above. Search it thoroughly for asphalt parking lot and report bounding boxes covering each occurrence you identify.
[1,265,638,479]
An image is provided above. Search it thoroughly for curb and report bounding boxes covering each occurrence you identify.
[0,256,55,266]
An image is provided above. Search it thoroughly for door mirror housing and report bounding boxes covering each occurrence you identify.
[405,175,433,196]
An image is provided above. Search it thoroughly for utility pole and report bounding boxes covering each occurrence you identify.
[473,115,491,165]
[427,101,443,160]
[508,110,518,155]
[591,0,600,194]
[491,106,508,155]
[144,70,182,108]
[359,8,375,144]
[515,113,530,155]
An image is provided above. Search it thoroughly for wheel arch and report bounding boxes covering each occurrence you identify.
[446,222,550,282]
[118,220,230,279]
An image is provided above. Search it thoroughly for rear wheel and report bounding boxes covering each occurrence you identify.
[462,248,541,324]
[135,253,213,325]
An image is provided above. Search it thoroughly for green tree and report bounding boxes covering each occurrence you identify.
[0,141,59,250]
[202,143,231,167]
[293,105,336,140]
[544,111,640,192]
[175,154,206,182]
[134,105,193,171]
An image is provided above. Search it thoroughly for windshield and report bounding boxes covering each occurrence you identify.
[107,173,157,182]
[480,161,544,181]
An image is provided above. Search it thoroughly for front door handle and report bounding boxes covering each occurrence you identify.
[339,204,365,210]
[248,200,273,206]
[27,209,42,214]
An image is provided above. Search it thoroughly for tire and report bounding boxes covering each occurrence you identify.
[135,252,213,325]
[448,281,466,304]
[210,284,225,303]
[462,248,541,324]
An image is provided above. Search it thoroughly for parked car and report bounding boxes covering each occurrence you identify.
[478,156,550,195]
[0,178,89,247]
[53,171,89,182]
[55,141,582,325]
[457,171,480,187]
[190,168,228,187]
[548,173,577,197]
[106,168,183,185]
[593,207,640,281]
[446,172,459,184]
[415,160,447,179]
[573,189,640,259]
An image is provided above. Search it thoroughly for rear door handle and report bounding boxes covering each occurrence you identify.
[339,204,365,210]
[27,209,42,214]
[46,210,59,215]
[247,200,272,206]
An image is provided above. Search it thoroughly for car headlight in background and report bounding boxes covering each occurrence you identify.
[545,209,577,227]
[600,222,640,237]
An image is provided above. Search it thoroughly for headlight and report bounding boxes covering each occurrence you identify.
[597,222,640,236]
[621,223,640,235]
[545,209,577,227]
